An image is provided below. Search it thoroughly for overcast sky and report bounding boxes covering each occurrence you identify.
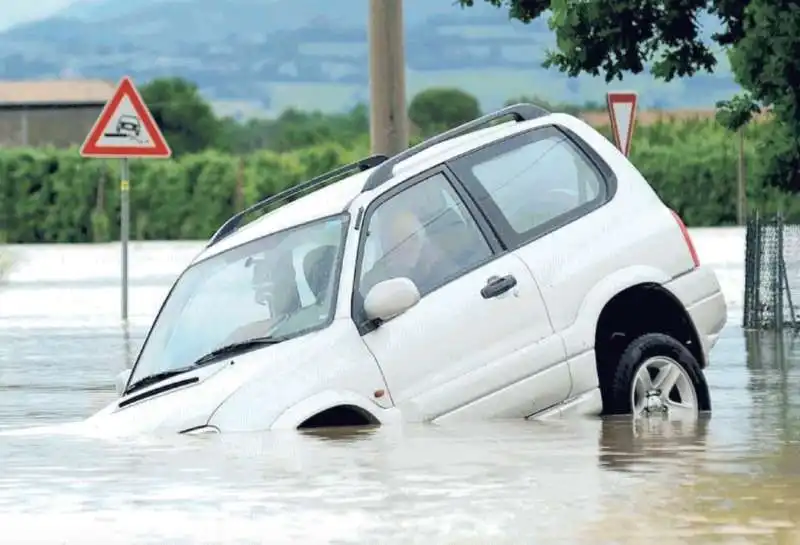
[0,0,77,31]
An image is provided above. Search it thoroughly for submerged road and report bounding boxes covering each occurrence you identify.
[0,228,798,544]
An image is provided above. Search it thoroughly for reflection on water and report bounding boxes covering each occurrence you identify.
[597,414,712,473]
[746,330,800,445]
[0,231,800,543]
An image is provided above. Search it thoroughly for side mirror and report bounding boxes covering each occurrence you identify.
[364,277,420,323]
[115,369,132,396]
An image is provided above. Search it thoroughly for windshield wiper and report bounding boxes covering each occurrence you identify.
[125,367,196,396]
[124,336,289,396]
[190,335,290,367]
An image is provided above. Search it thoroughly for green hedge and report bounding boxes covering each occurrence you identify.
[0,119,797,243]
[0,143,370,243]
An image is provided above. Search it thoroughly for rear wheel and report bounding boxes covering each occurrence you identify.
[605,333,710,417]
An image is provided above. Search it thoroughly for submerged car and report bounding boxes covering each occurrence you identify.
[86,103,725,435]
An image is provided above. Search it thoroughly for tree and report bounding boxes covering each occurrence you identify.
[217,105,370,154]
[459,0,800,191]
[725,1,800,191]
[504,95,603,115]
[457,0,746,81]
[140,77,221,156]
[408,88,481,136]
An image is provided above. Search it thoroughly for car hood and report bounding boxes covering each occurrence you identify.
[56,323,354,437]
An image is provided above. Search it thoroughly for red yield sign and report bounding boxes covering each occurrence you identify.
[606,91,638,157]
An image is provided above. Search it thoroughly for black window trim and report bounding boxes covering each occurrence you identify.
[446,123,618,251]
[350,164,505,335]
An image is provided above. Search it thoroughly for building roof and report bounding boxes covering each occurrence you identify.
[0,79,115,106]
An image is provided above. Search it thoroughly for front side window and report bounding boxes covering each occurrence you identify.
[128,214,348,388]
[459,127,604,237]
[357,172,492,300]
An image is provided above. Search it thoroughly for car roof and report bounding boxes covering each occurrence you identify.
[196,168,374,259]
[194,113,556,263]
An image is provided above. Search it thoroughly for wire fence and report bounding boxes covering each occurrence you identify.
[743,211,800,330]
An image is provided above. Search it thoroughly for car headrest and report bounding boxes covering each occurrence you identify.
[304,245,337,300]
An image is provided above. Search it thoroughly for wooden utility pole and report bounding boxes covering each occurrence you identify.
[737,127,746,225]
[368,0,408,156]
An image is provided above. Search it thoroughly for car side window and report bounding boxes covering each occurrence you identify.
[456,127,604,238]
[357,172,493,299]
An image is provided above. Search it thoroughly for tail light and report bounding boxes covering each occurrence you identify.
[670,209,700,268]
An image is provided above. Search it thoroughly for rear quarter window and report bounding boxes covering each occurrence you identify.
[449,125,610,245]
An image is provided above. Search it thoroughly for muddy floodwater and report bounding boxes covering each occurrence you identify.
[1,228,799,544]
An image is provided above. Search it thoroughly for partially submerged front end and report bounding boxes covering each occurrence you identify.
[87,319,396,436]
[83,198,397,436]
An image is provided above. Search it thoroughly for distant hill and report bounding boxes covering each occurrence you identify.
[0,0,73,32]
[56,0,164,21]
[0,0,741,118]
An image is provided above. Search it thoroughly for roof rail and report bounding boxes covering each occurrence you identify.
[207,154,388,248]
[360,102,549,193]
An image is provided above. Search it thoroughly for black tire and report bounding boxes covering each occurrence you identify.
[603,332,711,415]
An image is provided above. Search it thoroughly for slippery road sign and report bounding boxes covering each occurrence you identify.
[80,76,171,158]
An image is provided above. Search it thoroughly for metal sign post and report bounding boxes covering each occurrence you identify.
[120,159,130,320]
[79,76,172,322]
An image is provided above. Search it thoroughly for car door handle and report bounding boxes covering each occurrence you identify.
[481,274,517,299]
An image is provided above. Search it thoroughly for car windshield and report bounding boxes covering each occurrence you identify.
[127,214,348,388]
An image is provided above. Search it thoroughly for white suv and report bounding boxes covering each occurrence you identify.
[87,103,727,435]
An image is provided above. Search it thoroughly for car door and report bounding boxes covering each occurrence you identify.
[352,168,570,423]
[448,124,615,400]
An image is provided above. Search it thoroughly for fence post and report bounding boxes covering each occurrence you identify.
[754,209,762,328]
[775,210,784,331]
[782,238,796,327]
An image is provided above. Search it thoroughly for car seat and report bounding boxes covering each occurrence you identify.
[253,251,301,315]
[303,245,337,303]
[424,206,486,269]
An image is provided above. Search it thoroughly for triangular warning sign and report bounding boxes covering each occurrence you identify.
[80,76,171,159]
[606,91,638,157]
